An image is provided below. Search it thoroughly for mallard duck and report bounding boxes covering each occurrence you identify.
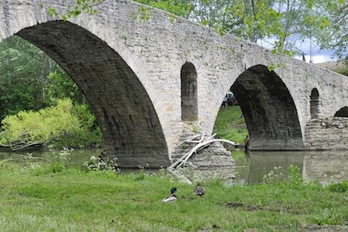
[194,182,205,196]
[162,187,177,203]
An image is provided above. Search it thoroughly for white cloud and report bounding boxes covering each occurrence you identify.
[294,54,336,64]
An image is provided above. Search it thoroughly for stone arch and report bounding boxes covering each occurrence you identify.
[181,62,198,121]
[231,64,303,150]
[15,21,169,168]
[334,106,348,117]
[310,88,320,119]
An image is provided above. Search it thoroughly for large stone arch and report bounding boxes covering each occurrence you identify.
[231,64,303,150]
[15,21,169,168]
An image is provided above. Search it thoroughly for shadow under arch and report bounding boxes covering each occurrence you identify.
[231,64,303,150]
[334,106,348,117]
[16,21,169,168]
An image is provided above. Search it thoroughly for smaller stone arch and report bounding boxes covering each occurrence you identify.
[334,107,348,117]
[310,88,320,119]
[181,62,198,121]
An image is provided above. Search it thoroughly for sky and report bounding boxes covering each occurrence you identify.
[292,38,336,64]
[258,37,337,64]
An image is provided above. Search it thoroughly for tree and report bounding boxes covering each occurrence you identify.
[314,0,348,60]
[130,0,329,55]
[0,36,57,119]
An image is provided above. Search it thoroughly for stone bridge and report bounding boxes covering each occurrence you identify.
[1,0,348,168]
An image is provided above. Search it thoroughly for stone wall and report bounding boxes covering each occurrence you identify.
[304,117,348,150]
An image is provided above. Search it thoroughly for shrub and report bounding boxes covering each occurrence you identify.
[0,98,102,149]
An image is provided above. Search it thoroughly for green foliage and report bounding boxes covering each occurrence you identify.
[51,102,102,148]
[135,0,193,18]
[135,0,332,57]
[0,36,58,120]
[82,155,118,172]
[0,99,79,145]
[44,69,85,106]
[0,98,102,149]
[328,62,348,76]
[313,0,348,59]
[212,106,248,144]
[285,164,304,189]
[48,147,73,173]
[131,6,152,21]
[327,181,348,193]
[48,0,105,20]
[313,208,344,226]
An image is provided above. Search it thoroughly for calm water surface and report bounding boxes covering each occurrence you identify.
[1,149,347,185]
[235,150,348,185]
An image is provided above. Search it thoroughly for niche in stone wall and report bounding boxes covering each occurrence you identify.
[310,88,320,119]
[334,106,348,117]
[181,62,198,121]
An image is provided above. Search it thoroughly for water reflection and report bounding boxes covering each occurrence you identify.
[303,151,348,185]
[244,150,348,185]
[0,149,347,185]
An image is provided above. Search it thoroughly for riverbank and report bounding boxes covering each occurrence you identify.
[0,159,347,231]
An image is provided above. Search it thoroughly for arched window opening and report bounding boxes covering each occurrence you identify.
[334,107,348,117]
[310,88,320,119]
[181,62,197,121]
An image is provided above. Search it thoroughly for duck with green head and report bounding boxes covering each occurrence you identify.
[162,187,177,203]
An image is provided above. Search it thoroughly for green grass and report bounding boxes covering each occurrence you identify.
[213,106,248,144]
[0,161,347,232]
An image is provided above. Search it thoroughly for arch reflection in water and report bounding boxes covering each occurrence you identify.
[303,151,348,185]
[245,150,348,185]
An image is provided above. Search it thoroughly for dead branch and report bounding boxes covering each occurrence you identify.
[168,134,236,170]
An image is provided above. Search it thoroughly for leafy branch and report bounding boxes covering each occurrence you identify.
[47,0,105,20]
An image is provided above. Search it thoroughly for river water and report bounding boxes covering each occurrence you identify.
[235,150,348,185]
[1,149,347,185]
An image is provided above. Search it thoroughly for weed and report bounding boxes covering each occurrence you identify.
[263,166,284,185]
[82,155,118,172]
[327,181,348,193]
[48,147,73,173]
[313,208,343,225]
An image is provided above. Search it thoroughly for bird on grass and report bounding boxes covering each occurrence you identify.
[162,187,177,203]
[194,182,205,196]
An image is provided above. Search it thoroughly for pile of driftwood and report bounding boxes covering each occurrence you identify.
[168,133,236,171]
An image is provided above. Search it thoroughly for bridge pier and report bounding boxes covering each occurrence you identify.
[305,117,348,150]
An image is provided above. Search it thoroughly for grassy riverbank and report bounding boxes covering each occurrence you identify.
[0,158,347,231]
